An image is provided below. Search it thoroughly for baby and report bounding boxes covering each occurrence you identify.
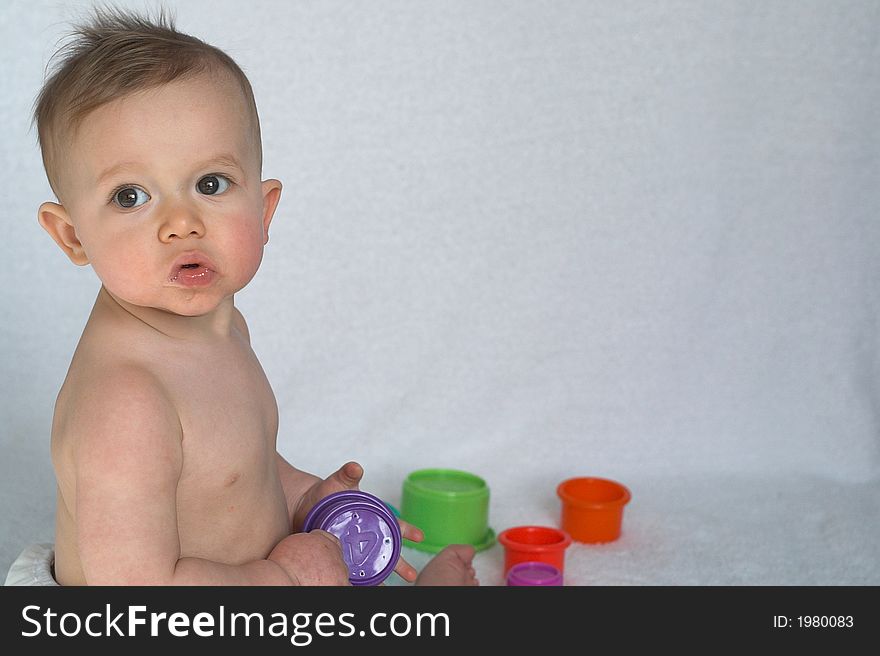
[23,8,478,586]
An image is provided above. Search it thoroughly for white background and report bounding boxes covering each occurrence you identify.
[2,0,878,585]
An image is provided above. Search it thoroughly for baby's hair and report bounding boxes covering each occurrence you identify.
[34,4,262,200]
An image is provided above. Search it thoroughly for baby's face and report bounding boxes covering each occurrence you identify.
[57,72,276,317]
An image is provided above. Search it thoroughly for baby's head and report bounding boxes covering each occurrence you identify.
[36,6,263,204]
[35,7,282,317]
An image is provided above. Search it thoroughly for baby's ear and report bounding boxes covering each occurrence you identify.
[38,202,89,265]
[260,179,283,245]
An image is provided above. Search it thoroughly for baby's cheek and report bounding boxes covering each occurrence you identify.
[89,243,141,286]
[226,224,266,284]
[89,252,154,301]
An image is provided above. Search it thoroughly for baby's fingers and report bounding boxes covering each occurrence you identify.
[393,555,418,583]
[389,519,422,582]
[396,518,424,544]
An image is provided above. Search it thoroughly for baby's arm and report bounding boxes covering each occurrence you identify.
[71,366,343,585]
[275,453,323,532]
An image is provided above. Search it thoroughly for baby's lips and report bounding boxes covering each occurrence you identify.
[167,250,217,278]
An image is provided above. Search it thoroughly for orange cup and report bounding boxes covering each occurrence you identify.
[557,477,631,543]
[497,525,572,575]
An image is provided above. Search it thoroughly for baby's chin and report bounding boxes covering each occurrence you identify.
[157,291,238,318]
[159,303,220,318]
[101,285,236,319]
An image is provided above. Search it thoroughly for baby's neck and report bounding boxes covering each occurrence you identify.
[96,286,237,340]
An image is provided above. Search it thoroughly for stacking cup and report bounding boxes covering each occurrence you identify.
[557,477,631,543]
[302,490,401,585]
[498,525,572,574]
[401,469,495,553]
[506,561,563,586]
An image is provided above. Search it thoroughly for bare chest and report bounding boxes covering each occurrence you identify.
[160,341,287,560]
[167,343,279,490]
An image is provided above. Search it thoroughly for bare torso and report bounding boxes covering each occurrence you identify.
[51,289,290,585]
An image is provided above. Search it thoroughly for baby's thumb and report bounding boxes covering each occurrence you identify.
[331,461,363,489]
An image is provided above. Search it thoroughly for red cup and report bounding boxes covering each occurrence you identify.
[497,525,572,575]
[557,477,631,543]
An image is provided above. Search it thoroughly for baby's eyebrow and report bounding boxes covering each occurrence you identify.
[96,161,141,186]
[196,154,245,175]
[95,153,245,186]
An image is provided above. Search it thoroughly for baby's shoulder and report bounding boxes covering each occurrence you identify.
[56,359,179,444]
[53,361,183,491]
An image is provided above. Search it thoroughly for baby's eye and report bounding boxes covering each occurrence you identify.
[113,186,150,209]
[196,174,231,196]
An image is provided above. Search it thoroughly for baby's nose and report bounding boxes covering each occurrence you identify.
[158,205,205,241]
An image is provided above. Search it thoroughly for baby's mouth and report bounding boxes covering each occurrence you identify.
[168,252,218,285]
[169,261,214,283]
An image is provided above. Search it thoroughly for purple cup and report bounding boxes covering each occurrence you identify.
[302,490,402,586]
[506,561,563,586]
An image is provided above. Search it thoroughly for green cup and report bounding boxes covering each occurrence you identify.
[401,469,495,553]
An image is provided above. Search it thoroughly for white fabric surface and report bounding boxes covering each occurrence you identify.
[4,543,57,586]
[2,0,879,585]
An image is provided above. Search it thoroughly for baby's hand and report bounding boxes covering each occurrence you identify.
[292,462,365,531]
[267,530,351,586]
[292,461,425,583]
